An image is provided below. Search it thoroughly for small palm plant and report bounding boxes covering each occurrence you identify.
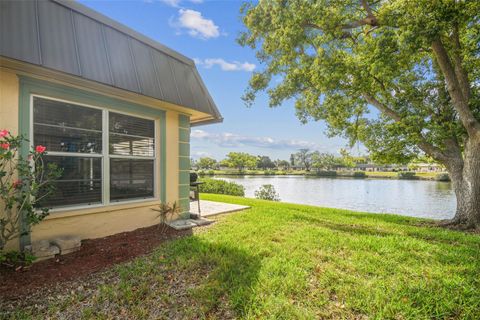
[151,202,180,233]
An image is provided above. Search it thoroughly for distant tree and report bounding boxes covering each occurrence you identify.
[190,158,197,170]
[240,0,480,228]
[339,149,356,168]
[276,160,290,170]
[223,152,258,172]
[295,149,313,171]
[197,157,218,170]
[311,152,341,170]
[289,154,295,166]
[257,155,276,170]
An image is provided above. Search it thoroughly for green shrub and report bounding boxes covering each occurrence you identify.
[314,170,337,177]
[264,169,276,175]
[353,171,366,178]
[0,250,36,268]
[199,178,245,196]
[254,184,280,201]
[397,171,417,179]
[435,173,451,182]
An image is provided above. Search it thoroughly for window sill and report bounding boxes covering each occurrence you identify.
[44,199,161,220]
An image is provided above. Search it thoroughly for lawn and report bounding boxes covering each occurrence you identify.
[5,194,480,319]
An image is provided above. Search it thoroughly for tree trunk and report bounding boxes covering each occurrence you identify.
[447,138,480,228]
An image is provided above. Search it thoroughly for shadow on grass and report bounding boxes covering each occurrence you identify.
[156,235,262,318]
[291,212,480,248]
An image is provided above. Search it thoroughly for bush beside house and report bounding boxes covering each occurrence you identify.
[199,179,245,196]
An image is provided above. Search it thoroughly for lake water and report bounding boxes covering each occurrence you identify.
[216,175,456,220]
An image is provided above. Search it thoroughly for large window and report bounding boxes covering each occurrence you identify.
[33,96,157,208]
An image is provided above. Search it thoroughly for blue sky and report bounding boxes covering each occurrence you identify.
[79,0,358,161]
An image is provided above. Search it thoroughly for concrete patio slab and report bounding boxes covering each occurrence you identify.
[190,200,250,218]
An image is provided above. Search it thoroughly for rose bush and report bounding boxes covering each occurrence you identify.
[0,130,61,252]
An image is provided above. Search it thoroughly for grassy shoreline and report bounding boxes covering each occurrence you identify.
[197,170,446,181]
[5,195,478,319]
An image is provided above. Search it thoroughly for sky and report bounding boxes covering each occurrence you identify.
[79,0,360,161]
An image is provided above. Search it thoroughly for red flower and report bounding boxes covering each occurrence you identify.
[0,129,8,138]
[0,143,10,150]
[13,180,22,189]
[35,145,46,153]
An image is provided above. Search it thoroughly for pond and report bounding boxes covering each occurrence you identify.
[216,175,456,220]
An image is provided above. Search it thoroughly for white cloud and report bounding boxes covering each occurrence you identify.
[195,58,256,72]
[191,150,211,158]
[157,0,202,7]
[171,9,219,39]
[191,130,317,150]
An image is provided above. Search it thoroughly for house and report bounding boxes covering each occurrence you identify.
[0,0,222,251]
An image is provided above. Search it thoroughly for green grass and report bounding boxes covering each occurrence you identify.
[6,195,480,319]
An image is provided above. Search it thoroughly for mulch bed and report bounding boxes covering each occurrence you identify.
[0,224,192,301]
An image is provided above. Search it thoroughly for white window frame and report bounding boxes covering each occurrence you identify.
[30,94,159,212]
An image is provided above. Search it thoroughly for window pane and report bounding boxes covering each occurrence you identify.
[39,156,102,207]
[33,97,103,153]
[109,134,154,157]
[109,112,154,137]
[110,159,154,201]
[109,112,155,157]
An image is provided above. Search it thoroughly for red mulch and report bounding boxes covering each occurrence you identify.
[0,224,192,301]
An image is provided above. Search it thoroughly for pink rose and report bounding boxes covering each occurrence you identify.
[35,145,47,153]
[13,180,22,189]
[0,130,8,138]
[0,143,10,150]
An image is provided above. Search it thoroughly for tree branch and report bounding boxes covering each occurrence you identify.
[360,0,373,16]
[363,93,451,162]
[431,38,480,138]
[451,25,471,101]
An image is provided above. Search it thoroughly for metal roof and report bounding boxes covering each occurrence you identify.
[0,0,222,124]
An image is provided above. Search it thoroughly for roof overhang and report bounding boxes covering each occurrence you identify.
[0,0,222,125]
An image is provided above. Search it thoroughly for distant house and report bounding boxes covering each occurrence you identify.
[0,0,222,250]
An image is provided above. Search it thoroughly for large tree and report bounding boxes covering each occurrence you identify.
[197,157,218,170]
[223,152,258,172]
[295,148,314,171]
[240,0,480,228]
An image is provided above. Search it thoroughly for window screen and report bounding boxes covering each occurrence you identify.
[33,97,102,154]
[109,112,155,202]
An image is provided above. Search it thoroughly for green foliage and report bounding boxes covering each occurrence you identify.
[256,155,275,170]
[435,173,451,182]
[222,152,257,172]
[0,131,62,251]
[239,0,480,165]
[0,250,36,268]
[151,202,181,232]
[199,178,245,196]
[311,152,343,170]
[353,171,367,178]
[197,157,218,170]
[313,170,337,177]
[397,171,418,180]
[254,184,280,201]
[294,149,313,171]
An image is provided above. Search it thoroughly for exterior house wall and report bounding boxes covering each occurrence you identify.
[0,69,190,250]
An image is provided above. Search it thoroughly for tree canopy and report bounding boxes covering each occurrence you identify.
[239,0,479,164]
[240,0,480,226]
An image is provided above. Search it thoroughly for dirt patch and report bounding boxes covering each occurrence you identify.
[0,224,192,302]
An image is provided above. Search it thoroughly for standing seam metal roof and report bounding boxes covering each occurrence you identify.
[0,0,222,123]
